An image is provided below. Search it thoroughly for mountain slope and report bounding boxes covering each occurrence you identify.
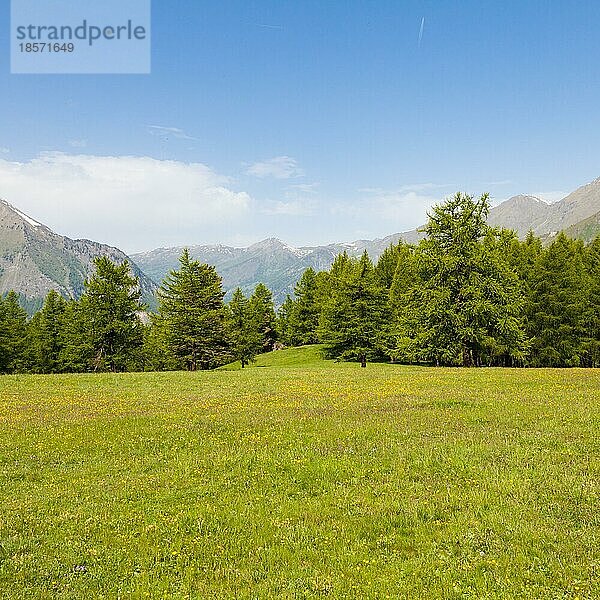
[559,210,600,244]
[487,178,600,237]
[487,195,551,237]
[132,232,424,304]
[4,176,600,312]
[537,177,600,234]
[135,239,341,304]
[0,199,157,312]
[133,178,600,304]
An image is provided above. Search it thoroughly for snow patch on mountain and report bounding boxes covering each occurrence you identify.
[1,198,42,228]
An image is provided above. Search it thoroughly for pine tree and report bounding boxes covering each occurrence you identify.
[385,244,417,360]
[79,256,145,372]
[394,193,527,366]
[27,289,67,373]
[319,251,387,366]
[276,294,295,346]
[140,319,179,372]
[158,249,229,370]
[286,267,320,345]
[582,235,600,366]
[583,236,600,367]
[227,288,262,367]
[510,230,543,284]
[248,283,277,352]
[0,292,28,373]
[328,251,353,284]
[375,242,408,289]
[527,234,587,366]
[59,300,94,373]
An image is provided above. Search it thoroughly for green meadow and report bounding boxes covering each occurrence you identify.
[1,347,599,599]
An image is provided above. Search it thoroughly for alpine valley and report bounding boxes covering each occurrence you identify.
[2,176,600,309]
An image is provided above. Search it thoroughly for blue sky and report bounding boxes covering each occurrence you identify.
[2,1,600,252]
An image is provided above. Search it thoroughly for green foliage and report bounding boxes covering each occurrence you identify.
[5,192,600,373]
[374,241,408,289]
[227,288,262,367]
[285,267,321,346]
[319,251,387,365]
[582,236,600,366]
[248,283,278,353]
[27,289,67,373]
[58,300,95,373]
[79,256,145,372]
[0,291,28,373]
[276,294,295,346]
[393,193,528,366]
[527,234,588,366]
[379,243,414,358]
[157,249,230,370]
[140,320,179,372]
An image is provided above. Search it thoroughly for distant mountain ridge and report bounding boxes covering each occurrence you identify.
[133,177,600,303]
[133,231,423,304]
[3,176,600,310]
[486,195,552,237]
[487,178,600,238]
[0,199,157,312]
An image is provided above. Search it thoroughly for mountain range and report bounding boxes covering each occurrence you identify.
[0,199,157,312]
[2,176,600,310]
[132,178,600,303]
[487,177,600,240]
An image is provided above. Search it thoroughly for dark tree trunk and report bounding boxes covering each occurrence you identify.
[360,354,367,368]
[462,344,472,367]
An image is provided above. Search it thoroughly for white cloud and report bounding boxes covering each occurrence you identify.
[68,139,87,148]
[288,182,319,194]
[0,153,250,252]
[246,156,304,179]
[483,179,513,186]
[333,188,443,232]
[148,125,197,141]
[0,147,9,154]
[262,199,316,216]
[366,190,441,222]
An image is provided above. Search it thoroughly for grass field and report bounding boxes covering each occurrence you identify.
[1,347,599,599]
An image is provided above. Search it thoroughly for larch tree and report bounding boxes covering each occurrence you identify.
[286,267,320,345]
[394,193,527,366]
[319,251,387,367]
[0,292,28,373]
[158,249,229,370]
[27,289,67,373]
[248,283,278,352]
[227,287,262,367]
[527,234,588,366]
[582,236,600,366]
[276,294,295,347]
[79,256,145,372]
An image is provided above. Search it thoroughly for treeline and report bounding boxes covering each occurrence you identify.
[2,192,600,373]
[281,193,600,368]
[0,251,277,374]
